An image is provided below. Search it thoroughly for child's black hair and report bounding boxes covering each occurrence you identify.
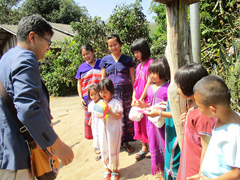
[148,57,170,82]
[97,78,115,96]
[131,38,151,62]
[106,34,123,46]
[193,75,231,107]
[174,63,208,97]
[88,84,98,99]
[80,43,94,54]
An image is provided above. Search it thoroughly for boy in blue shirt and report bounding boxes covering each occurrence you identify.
[193,75,240,180]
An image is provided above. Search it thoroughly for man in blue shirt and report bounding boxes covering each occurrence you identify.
[0,14,74,179]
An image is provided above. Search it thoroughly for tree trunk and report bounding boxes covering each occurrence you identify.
[165,0,193,149]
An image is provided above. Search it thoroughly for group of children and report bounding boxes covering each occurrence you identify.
[75,35,240,180]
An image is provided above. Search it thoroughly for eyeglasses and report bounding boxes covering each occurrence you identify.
[35,33,52,46]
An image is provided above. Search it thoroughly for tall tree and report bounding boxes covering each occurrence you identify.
[71,16,108,58]
[47,0,88,24]
[0,0,23,24]
[151,3,167,58]
[21,0,87,24]
[107,0,150,55]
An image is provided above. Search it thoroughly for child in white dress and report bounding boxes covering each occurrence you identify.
[87,84,101,160]
[97,78,123,180]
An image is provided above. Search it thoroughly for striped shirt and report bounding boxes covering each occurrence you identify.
[75,59,102,97]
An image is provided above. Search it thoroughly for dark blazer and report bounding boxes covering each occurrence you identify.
[0,46,58,170]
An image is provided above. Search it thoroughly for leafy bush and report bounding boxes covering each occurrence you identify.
[200,0,240,111]
[150,3,167,59]
[71,16,108,58]
[41,39,82,96]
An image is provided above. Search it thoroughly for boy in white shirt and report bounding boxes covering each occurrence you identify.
[193,75,240,180]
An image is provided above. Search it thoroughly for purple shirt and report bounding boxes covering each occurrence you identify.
[100,54,136,84]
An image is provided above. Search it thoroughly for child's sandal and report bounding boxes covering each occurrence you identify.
[111,172,119,180]
[95,155,101,161]
[135,150,147,161]
[103,171,112,180]
[94,147,101,154]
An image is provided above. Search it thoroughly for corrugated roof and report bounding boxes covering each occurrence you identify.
[0,22,76,49]
[0,25,18,35]
[50,22,76,36]
[0,25,17,50]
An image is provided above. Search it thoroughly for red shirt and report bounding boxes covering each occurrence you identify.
[177,107,217,180]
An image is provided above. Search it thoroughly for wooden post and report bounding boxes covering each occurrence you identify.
[155,0,194,149]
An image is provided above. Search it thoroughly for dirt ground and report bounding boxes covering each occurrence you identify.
[50,95,160,180]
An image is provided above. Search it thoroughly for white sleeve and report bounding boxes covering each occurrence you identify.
[222,126,240,168]
[88,101,94,113]
[111,99,123,114]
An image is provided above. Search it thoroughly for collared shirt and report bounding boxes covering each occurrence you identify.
[100,54,136,84]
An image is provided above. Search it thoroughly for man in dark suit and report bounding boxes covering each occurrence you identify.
[0,14,74,179]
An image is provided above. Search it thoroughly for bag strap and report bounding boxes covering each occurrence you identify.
[0,80,34,143]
